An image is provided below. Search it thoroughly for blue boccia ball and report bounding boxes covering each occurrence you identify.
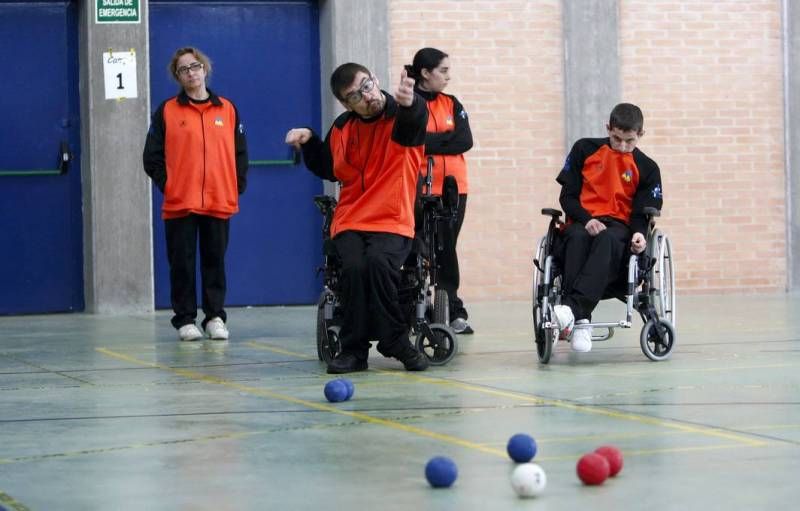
[507,433,537,463]
[340,378,354,400]
[425,456,458,488]
[324,379,349,402]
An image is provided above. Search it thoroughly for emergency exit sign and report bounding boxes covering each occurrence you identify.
[95,0,140,24]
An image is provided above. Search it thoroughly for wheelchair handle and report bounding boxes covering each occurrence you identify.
[424,156,434,196]
[541,208,562,218]
[643,207,661,217]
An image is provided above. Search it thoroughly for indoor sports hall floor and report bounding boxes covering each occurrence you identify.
[1,294,798,510]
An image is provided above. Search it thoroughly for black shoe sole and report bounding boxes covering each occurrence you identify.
[326,363,368,374]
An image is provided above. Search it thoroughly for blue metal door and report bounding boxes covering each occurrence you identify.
[149,0,322,307]
[0,1,83,314]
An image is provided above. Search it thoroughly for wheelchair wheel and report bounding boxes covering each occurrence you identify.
[640,318,676,361]
[649,230,676,327]
[532,236,546,343]
[316,291,341,363]
[433,288,449,325]
[536,306,558,364]
[415,323,458,366]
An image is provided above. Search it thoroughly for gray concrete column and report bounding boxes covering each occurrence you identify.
[319,0,390,126]
[319,0,390,195]
[561,0,620,145]
[783,0,799,291]
[78,1,153,313]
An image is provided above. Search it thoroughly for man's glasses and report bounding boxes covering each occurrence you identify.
[176,62,204,76]
[344,77,376,106]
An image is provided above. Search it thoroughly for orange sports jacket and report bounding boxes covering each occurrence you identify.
[300,91,428,238]
[416,89,473,195]
[143,90,248,219]
[556,138,663,235]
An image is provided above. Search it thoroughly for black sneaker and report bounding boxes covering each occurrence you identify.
[400,351,429,371]
[326,353,368,374]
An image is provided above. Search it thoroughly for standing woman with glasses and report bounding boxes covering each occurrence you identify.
[406,48,475,334]
[143,47,248,342]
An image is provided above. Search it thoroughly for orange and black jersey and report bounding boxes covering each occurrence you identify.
[300,91,428,238]
[143,89,248,220]
[415,88,473,195]
[556,137,663,235]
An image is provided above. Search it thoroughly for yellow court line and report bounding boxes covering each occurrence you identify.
[95,347,506,458]
[245,341,767,447]
[0,490,31,511]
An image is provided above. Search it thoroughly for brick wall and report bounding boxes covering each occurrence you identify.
[389,0,786,300]
[619,0,785,293]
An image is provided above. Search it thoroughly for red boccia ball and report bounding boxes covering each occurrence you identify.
[594,445,623,477]
[576,452,610,485]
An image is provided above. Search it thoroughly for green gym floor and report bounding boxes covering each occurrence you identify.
[1,294,798,510]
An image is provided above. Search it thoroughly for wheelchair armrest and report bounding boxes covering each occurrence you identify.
[314,194,337,213]
[541,208,562,218]
[420,196,443,208]
[643,207,660,218]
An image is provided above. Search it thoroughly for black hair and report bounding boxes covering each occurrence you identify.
[330,62,371,101]
[608,103,644,134]
[405,47,449,81]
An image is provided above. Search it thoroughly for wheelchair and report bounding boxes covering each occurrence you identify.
[532,207,676,363]
[314,157,459,366]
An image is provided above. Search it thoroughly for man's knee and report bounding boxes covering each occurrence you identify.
[364,252,394,275]
[591,228,627,258]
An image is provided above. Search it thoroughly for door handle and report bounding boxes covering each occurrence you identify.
[249,149,300,167]
[0,140,72,177]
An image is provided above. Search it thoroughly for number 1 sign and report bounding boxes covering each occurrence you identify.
[103,50,138,100]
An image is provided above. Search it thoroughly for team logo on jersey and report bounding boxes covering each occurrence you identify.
[214,117,224,127]
[446,116,454,126]
[621,169,633,183]
[652,184,662,198]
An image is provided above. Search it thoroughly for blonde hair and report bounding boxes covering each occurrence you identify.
[168,47,212,83]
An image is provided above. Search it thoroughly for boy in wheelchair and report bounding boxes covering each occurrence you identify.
[549,103,664,353]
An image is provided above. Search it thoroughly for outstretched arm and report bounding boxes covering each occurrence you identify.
[285,127,335,181]
[392,68,428,147]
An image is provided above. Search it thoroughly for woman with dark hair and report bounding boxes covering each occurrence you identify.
[143,47,248,342]
[407,48,475,334]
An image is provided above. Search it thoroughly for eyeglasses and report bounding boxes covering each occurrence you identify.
[343,77,376,106]
[176,62,204,76]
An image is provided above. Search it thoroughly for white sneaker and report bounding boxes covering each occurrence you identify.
[552,305,575,339]
[571,319,592,352]
[450,317,474,335]
[205,317,229,340]
[178,324,203,342]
